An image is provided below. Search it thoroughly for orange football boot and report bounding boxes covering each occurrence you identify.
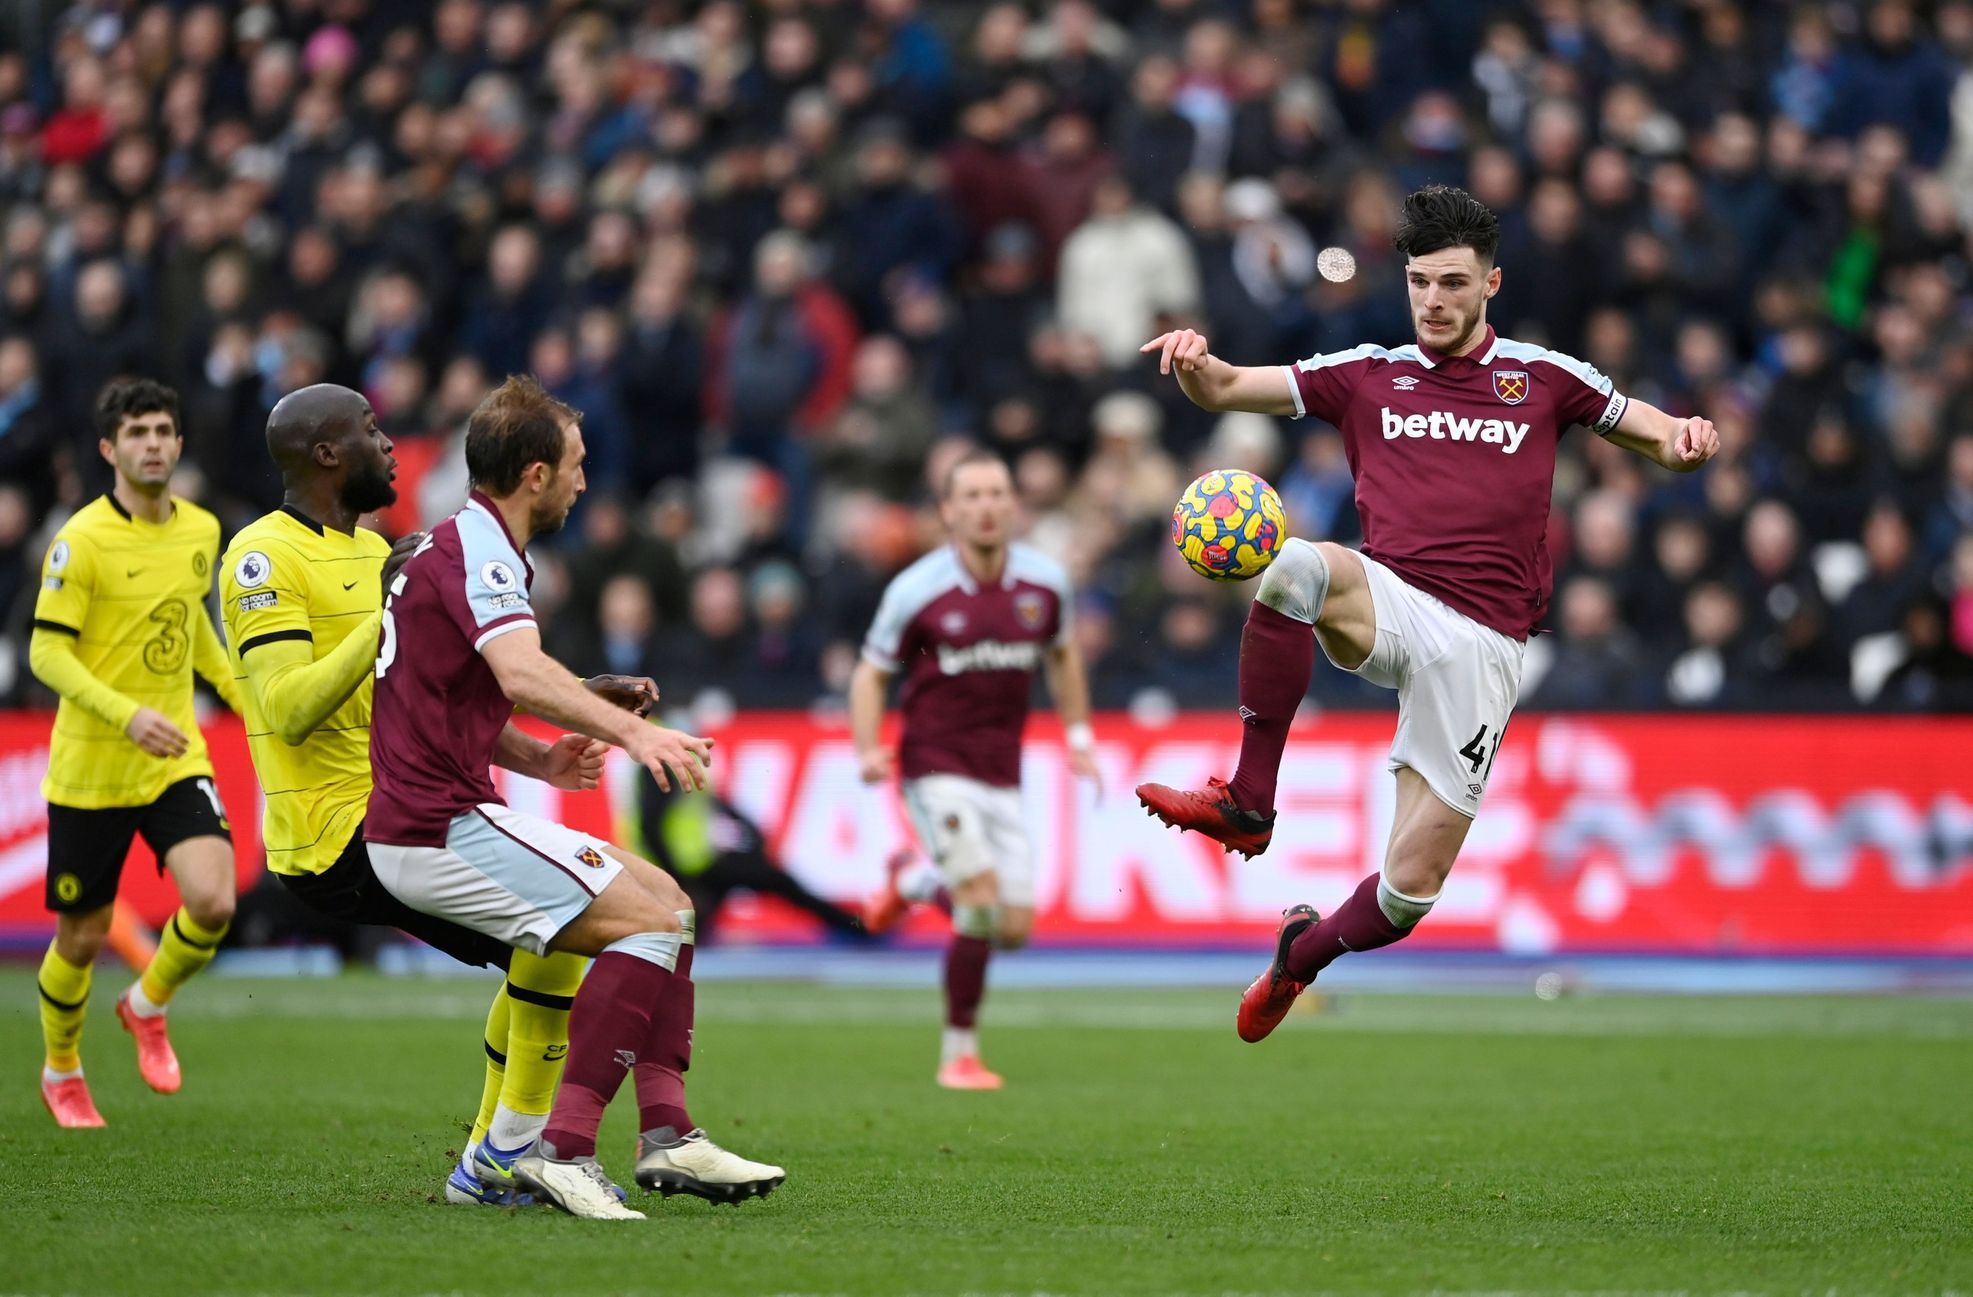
[935,1055,1004,1091]
[116,990,182,1094]
[41,1074,106,1128]
[1235,905,1319,1043]
[1135,776,1276,858]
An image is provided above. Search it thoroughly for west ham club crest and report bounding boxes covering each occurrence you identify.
[1014,590,1047,630]
[1492,370,1530,405]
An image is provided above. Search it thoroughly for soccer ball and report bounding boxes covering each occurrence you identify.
[1171,468,1287,581]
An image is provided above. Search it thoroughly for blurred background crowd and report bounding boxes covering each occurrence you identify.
[1,0,1971,717]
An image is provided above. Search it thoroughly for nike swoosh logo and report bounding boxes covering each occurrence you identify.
[127,568,144,577]
[342,581,358,590]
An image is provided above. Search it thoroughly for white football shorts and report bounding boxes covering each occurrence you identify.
[901,773,1036,907]
[369,803,624,955]
[1323,552,1526,818]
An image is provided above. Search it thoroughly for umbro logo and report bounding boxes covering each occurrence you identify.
[615,1049,637,1070]
[1391,375,1420,391]
[1238,706,1258,721]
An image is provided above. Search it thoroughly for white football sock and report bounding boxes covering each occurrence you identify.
[486,1104,548,1154]
[941,1026,979,1064]
[42,1065,82,1084]
[125,981,165,1018]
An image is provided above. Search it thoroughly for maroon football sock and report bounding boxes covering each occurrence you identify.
[943,935,991,1028]
[1284,874,1413,981]
[1226,601,1316,815]
[633,942,694,1136]
[542,951,671,1159]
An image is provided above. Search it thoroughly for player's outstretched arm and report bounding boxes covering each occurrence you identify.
[480,626,712,791]
[848,658,894,784]
[1140,329,1298,416]
[1605,399,1721,473]
[236,611,383,745]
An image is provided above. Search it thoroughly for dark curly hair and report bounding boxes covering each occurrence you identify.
[94,377,181,441]
[1393,185,1502,266]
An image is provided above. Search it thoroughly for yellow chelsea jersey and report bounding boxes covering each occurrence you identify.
[31,494,232,808]
[220,507,389,877]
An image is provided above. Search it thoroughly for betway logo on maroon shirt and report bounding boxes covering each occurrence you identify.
[1282,326,1628,641]
[1378,406,1533,454]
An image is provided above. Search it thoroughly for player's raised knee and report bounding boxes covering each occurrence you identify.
[1256,538,1332,624]
[992,916,1032,950]
[182,884,235,933]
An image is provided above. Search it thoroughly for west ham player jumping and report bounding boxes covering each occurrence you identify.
[366,376,783,1219]
[852,451,1099,1090]
[1136,186,1720,1041]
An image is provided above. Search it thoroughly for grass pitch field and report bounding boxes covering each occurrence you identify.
[1,972,1969,1296]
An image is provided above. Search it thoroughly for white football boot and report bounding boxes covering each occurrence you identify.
[512,1149,646,1220]
[633,1127,786,1202]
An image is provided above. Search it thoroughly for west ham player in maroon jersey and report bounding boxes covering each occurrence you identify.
[1135,186,1721,1042]
[366,376,782,1218]
[851,451,1099,1090]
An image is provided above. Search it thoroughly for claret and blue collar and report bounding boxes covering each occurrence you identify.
[1414,324,1501,370]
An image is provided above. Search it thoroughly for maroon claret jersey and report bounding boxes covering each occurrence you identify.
[1282,325,1629,640]
[366,493,537,846]
[863,543,1073,788]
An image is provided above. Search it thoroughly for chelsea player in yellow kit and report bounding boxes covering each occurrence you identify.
[30,379,244,1128]
[221,384,645,1205]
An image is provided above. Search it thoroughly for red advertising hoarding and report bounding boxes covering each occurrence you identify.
[3,711,1970,955]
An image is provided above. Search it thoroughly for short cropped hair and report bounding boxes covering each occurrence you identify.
[95,377,180,440]
[1393,185,1502,266]
[941,448,1011,498]
[465,374,580,495]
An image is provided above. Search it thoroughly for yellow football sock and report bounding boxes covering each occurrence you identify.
[468,982,511,1148]
[499,950,584,1119]
[137,908,227,1009]
[39,943,92,1072]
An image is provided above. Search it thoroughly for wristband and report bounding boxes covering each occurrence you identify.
[1066,722,1094,752]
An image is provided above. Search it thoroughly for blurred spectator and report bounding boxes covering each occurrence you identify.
[819,335,936,504]
[0,336,57,513]
[1057,174,1199,368]
[1528,577,1646,710]
[1657,581,1761,708]
[620,261,706,497]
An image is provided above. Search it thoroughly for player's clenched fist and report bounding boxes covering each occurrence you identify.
[584,673,659,717]
[126,706,189,758]
[1140,329,1212,376]
[1672,417,1721,470]
[543,733,609,791]
[857,746,893,784]
[381,531,426,594]
[628,724,714,792]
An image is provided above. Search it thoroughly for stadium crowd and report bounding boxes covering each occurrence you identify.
[1,0,1971,715]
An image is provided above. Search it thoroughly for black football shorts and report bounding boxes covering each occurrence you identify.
[45,775,232,914]
[276,827,512,971]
